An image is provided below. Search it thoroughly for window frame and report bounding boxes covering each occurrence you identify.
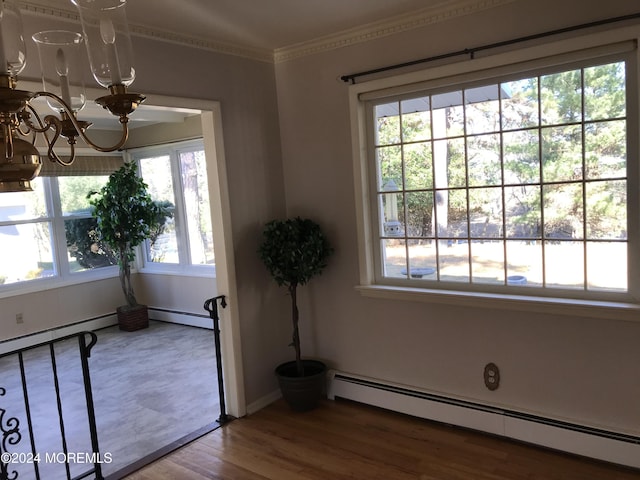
[129,139,216,277]
[349,26,640,321]
[0,176,118,299]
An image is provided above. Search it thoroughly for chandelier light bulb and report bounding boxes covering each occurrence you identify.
[55,48,72,106]
[99,18,122,85]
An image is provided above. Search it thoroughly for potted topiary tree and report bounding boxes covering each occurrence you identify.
[258,216,333,411]
[88,162,172,331]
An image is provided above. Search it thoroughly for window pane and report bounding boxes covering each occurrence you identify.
[542,125,582,183]
[0,222,54,285]
[403,143,432,190]
[585,120,626,180]
[469,187,502,238]
[584,62,625,121]
[401,97,431,142]
[376,146,402,190]
[380,192,405,237]
[375,103,400,146]
[139,156,179,264]
[59,176,109,215]
[586,241,626,291]
[433,138,465,188]
[405,191,433,238]
[585,180,626,240]
[505,186,541,239]
[432,91,464,137]
[180,150,214,265]
[503,130,539,185]
[407,239,436,280]
[65,218,117,272]
[467,133,501,187]
[381,239,406,278]
[544,184,583,240]
[439,243,469,283]
[0,177,47,221]
[465,85,500,135]
[501,78,539,130]
[544,241,584,289]
[541,69,582,125]
[471,241,504,284]
[506,240,542,287]
[445,189,468,238]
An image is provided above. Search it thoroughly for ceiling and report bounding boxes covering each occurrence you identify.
[33,0,457,53]
[24,0,497,130]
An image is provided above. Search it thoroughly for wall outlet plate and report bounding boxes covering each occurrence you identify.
[484,362,500,391]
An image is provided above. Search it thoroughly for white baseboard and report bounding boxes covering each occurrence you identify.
[148,308,213,329]
[0,309,211,356]
[246,389,282,416]
[327,370,640,470]
[0,315,117,355]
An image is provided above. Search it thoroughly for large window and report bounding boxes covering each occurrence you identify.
[134,140,215,274]
[356,38,637,305]
[0,173,116,292]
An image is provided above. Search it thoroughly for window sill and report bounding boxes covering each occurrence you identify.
[138,265,216,278]
[0,267,118,300]
[355,285,640,323]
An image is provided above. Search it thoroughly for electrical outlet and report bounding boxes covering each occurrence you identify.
[484,362,500,391]
[16,313,24,324]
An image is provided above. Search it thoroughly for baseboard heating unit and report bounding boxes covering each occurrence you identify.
[327,370,640,469]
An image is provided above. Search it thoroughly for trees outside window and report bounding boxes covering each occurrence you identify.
[0,175,116,290]
[369,57,629,297]
[134,140,215,273]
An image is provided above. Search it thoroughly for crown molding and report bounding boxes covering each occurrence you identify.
[273,0,517,63]
[21,0,515,65]
[19,0,275,63]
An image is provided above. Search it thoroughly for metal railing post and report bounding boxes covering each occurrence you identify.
[203,295,229,425]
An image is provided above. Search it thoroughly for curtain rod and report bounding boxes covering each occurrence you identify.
[340,13,640,84]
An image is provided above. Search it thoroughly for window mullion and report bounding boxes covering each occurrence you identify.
[46,177,70,279]
[171,149,190,266]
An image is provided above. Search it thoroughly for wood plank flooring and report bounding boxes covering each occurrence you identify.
[125,398,639,480]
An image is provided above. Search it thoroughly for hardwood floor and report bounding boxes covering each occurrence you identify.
[124,398,639,480]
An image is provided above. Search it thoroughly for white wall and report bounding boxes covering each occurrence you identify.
[274,0,640,436]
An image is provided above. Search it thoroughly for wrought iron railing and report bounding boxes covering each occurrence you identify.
[203,295,229,425]
[0,332,102,480]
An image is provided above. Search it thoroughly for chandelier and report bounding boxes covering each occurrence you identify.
[0,0,145,192]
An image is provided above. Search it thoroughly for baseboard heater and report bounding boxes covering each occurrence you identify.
[327,370,640,470]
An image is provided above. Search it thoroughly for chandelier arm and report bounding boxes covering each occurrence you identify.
[32,91,131,153]
[78,119,130,153]
[49,140,75,167]
[2,123,14,159]
[23,104,52,134]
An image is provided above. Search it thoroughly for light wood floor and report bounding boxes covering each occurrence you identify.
[124,398,639,480]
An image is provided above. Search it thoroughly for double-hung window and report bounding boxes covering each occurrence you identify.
[353,31,639,310]
[132,139,215,275]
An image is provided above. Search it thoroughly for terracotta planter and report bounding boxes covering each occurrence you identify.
[117,304,149,332]
[275,360,327,412]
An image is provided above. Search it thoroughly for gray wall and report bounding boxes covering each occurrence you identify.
[274,0,640,434]
[5,1,639,434]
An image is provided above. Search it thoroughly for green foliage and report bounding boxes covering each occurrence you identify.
[88,162,173,306]
[258,217,332,289]
[65,215,117,269]
[375,61,627,243]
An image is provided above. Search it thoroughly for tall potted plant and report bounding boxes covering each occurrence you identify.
[258,217,333,411]
[88,162,172,331]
